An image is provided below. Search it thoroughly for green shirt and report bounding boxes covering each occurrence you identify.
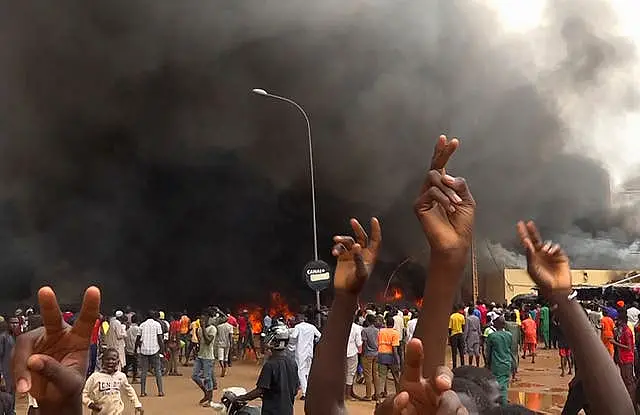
[198,325,217,360]
[486,330,513,374]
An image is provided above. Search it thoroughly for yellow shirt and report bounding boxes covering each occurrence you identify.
[191,320,200,343]
[514,309,521,326]
[449,313,465,336]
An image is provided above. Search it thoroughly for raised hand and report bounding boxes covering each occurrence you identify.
[332,217,382,295]
[375,339,468,415]
[414,159,475,255]
[14,286,101,414]
[517,221,572,298]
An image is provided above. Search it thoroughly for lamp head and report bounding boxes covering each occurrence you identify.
[252,88,268,96]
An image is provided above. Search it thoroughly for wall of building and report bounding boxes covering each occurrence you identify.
[499,269,631,303]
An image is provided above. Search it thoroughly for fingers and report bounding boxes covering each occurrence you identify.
[436,390,468,415]
[369,217,382,251]
[441,174,473,204]
[27,354,84,397]
[350,218,369,248]
[13,329,38,393]
[71,286,101,339]
[332,235,356,257]
[392,392,412,415]
[430,135,459,172]
[525,221,543,249]
[38,287,63,335]
[433,366,454,394]
[516,221,535,253]
[402,338,424,383]
[352,244,368,278]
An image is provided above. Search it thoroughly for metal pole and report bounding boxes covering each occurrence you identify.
[315,289,322,328]
[261,93,318,261]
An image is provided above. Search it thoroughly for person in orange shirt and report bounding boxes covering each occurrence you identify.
[521,313,537,364]
[600,310,615,358]
[179,311,191,365]
[376,316,400,400]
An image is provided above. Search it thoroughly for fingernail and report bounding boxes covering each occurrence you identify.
[452,193,462,203]
[17,378,29,393]
[448,205,456,213]
[437,374,452,387]
[444,174,455,181]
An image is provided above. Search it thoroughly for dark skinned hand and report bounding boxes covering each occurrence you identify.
[332,217,382,295]
[414,136,475,255]
[375,339,468,415]
[517,220,572,298]
[14,286,101,415]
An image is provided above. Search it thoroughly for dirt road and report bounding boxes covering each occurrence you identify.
[15,348,570,414]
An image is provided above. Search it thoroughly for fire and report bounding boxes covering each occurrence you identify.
[415,298,423,308]
[238,292,295,334]
[268,292,295,321]
[379,287,404,303]
[238,305,264,334]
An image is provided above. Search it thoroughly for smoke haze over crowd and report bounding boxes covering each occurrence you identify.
[0,0,639,308]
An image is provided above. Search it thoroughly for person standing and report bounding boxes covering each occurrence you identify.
[485,317,516,405]
[504,312,521,380]
[191,311,217,407]
[448,305,465,368]
[178,311,191,365]
[291,313,321,400]
[136,311,165,397]
[0,320,15,415]
[105,311,127,371]
[601,309,615,359]
[540,304,550,349]
[215,317,233,377]
[557,318,572,378]
[125,315,141,383]
[377,316,400,400]
[613,310,636,404]
[345,316,363,401]
[88,317,101,377]
[464,307,482,367]
[405,310,418,343]
[521,313,537,364]
[360,314,379,401]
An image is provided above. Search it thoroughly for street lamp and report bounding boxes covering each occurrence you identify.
[252,88,325,324]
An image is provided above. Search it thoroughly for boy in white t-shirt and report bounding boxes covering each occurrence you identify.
[82,348,144,414]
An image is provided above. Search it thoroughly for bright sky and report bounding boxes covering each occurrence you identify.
[484,0,640,187]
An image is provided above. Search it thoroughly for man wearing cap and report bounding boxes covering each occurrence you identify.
[105,310,127,370]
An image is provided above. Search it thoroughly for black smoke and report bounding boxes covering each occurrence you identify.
[0,0,638,308]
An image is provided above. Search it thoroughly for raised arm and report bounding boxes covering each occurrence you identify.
[305,218,381,415]
[412,136,475,378]
[517,220,633,415]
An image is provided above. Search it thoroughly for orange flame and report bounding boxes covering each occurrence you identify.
[238,292,295,334]
[268,292,295,321]
[415,298,423,308]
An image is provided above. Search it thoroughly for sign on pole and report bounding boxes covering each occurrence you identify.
[303,260,331,292]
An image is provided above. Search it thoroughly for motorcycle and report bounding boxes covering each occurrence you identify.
[213,387,261,415]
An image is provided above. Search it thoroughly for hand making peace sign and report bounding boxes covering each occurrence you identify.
[13,286,101,413]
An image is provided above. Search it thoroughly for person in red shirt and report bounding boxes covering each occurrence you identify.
[88,317,102,376]
[521,313,537,364]
[237,311,248,358]
[613,310,636,404]
[476,300,488,326]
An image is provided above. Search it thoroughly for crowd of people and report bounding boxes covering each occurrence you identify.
[0,135,638,414]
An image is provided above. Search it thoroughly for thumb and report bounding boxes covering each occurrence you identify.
[442,175,473,204]
[27,354,84,397]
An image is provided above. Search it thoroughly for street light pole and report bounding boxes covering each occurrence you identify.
[252,88,322,325]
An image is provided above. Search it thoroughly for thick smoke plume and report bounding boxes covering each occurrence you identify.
[0,0,638,307]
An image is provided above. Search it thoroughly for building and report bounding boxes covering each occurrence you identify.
[485,269,632,303]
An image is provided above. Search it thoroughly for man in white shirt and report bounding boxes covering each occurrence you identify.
[135,310,165,397]
[345,317,363,401]
[104,310,127,371]
[628,302,640,326]
[405,310,419,343]
[392,308,405,367]
[125,315,141,383]
[291,314,321,400]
